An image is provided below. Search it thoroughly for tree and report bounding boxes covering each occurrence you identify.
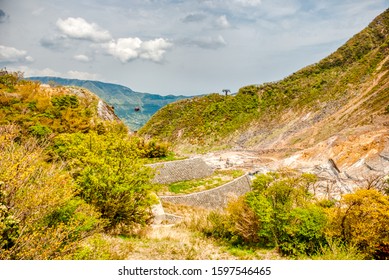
[51,131,158,232]
[326,188,389,259]
[247,171,326,256]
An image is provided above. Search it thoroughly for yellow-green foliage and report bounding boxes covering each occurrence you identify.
[202,171,389,259]
[0,133,101,260]
[326,188,389,259]
[70,234,133,260]
[0,70,22,92]
[164,169,245,194]
[0,72,177,259]
[0,72,97,137]
[139,90,259,145]
[133,137,171,158]
[49,131,159,231]
[202,171,327,256]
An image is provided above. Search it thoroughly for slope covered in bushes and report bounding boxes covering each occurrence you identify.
[139,9,389,152]
[0,72,171,259]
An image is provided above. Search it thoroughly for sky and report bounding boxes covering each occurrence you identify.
[0,0,388,96]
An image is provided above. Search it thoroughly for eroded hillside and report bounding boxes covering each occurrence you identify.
[139,8,389,182]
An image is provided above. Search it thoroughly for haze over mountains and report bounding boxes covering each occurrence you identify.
[27,77,189,130]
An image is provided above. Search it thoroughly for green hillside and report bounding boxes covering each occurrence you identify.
[27,77,189,131]
[139,8,389,152]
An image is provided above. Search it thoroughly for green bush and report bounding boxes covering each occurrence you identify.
[280,205,327,256]
[0,70,22,92]
[247,172,326,256]
[28,124,52,139]
[134,137,170,158]
[51,95,79,109]
[203,171,327,256]
[50,131,158,231]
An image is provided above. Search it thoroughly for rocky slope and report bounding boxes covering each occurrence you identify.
[0,74,123,139]
[140,8,389,191]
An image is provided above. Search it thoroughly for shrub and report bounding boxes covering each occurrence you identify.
[51,95,79,109]
[247,172,327,255]
[50,131,158,232]
[280,205,327,256]
[28,124,52,139]
[135,137,170,158]
[0,135,101,259]
[325,188,389,259]
[205,171,327,256]
[0,70,22,92]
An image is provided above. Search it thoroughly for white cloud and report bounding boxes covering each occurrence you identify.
[139,38,173,62]
[25,56,34,62]
[56,17,111,42]
[74,54,91,62]
[215,15,231,28]
[0,45,34,63]
[66,70,99,80]
[104,37,172,63]
[105,37,142,62]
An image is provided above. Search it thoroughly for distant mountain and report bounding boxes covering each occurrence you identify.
[27,77,189,130]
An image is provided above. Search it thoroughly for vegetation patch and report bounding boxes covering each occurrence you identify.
[159,169,245,195]
[196,170,389,259]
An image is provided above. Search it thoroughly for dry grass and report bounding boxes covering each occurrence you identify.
[122,204,283,260]
[125,224,240,260]
[70,233,134,260]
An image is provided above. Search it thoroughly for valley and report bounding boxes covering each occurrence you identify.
[1,8,389,261]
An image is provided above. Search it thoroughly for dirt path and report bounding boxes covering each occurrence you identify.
[126,222,282,260]
[126,224,240,260]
